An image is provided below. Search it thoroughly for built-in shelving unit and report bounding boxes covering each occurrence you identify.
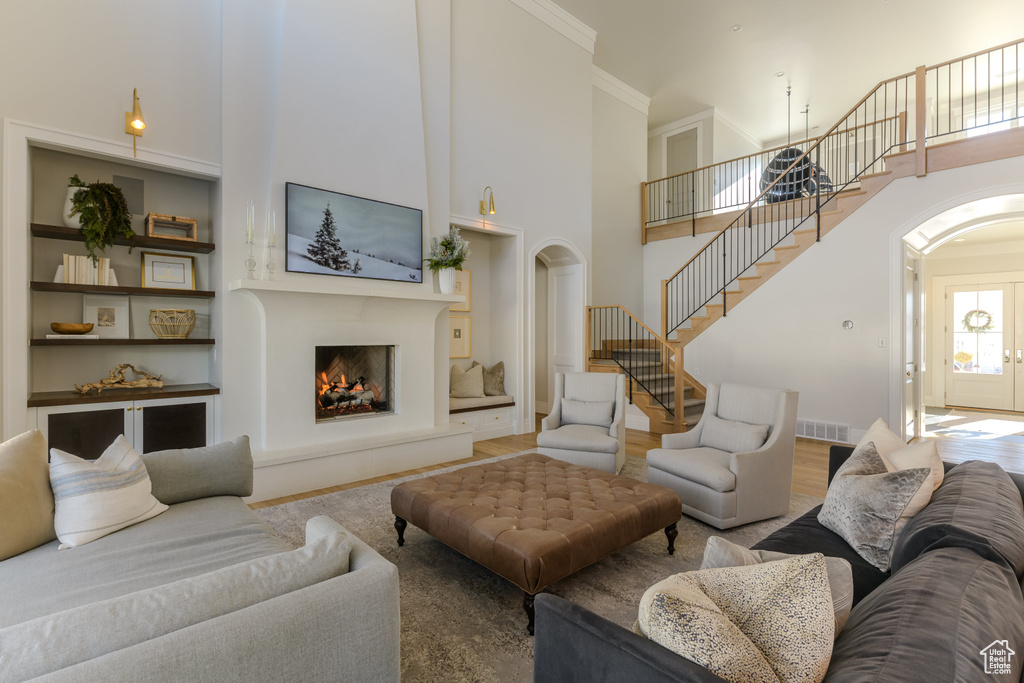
[30,223,215,254]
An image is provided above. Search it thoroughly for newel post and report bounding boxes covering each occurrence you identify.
[672,341,685,433]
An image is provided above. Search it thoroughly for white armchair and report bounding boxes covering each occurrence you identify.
[646,382,798,529]
[536,372,626,474]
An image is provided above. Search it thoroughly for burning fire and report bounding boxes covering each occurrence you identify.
[318,371,364,397]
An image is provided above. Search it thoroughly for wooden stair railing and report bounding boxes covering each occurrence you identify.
[586,305,697,433]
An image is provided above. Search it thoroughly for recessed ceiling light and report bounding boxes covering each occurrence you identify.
[954,238,966,242]
[731,25,742,32]
[775,71,785,78]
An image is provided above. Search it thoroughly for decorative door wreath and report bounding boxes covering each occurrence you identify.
[961,309,995,333]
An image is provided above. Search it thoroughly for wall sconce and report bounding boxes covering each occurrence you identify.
[125,88,146,158]
[480,186,496,215]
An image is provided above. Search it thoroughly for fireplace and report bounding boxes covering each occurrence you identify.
[315,345,395,422]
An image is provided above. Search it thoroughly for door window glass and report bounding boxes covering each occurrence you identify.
[952,289,1003,375]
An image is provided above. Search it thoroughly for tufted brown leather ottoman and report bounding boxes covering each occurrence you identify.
[390,452,682,634]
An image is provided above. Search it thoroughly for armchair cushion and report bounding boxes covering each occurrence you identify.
[647,447,735,493]
[698,414,769,454]
[561,399,615,428]
[536,424,619,454]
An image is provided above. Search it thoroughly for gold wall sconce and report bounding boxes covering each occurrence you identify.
[125,88,146,157]
[480,186,496,215]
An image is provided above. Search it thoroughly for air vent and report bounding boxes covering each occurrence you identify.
[796,419,851,444]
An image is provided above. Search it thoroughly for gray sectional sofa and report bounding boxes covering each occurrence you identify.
[0,437,400,682]
[534,445,1024,682]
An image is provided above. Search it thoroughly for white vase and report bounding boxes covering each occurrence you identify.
[438,267,456,294]
[62,186,81,229]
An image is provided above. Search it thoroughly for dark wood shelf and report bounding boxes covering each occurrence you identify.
[31,338,215,347]
[31,223,215,254]
[28,383,220,408]
[31,281,215,298]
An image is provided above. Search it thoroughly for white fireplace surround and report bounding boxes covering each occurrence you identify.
[230,279,472,501]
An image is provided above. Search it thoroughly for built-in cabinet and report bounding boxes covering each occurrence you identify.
[25,147,220,454]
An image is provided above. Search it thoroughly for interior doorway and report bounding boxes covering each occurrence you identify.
[530,240,586,425]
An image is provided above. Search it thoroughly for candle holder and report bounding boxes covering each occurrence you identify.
[244,200,258,280]
[264,211,277,280]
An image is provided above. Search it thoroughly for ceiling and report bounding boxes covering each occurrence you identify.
[552,0,1024,143]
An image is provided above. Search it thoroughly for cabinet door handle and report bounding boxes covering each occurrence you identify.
[1017,349,1023,364]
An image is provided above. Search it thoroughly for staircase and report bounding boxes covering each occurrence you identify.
[590,38,1024,435]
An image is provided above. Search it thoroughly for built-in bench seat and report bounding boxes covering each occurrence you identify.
[449,396,516,441]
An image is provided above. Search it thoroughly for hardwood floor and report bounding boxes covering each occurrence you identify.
[251,416,833,509]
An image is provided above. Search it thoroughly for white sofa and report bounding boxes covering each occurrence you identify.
[0,435,400,682]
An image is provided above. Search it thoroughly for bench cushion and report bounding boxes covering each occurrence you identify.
[390,453,681,593]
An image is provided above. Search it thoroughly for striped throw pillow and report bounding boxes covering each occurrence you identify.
[49,435,168,549]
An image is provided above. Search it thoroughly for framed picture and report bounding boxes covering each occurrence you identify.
[449,316,471,358]
[141,252,196,290]
[285,182,423,283]
[450,270,472,312]
[83,295,130,339]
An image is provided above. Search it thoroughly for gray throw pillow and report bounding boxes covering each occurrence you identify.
[561,398,614,428]
[144,435,253,505]
[699,414,769,453]
[701,535,854,636]
[471,361,506,396]
[450,364,485,398]
[817,443,930,572]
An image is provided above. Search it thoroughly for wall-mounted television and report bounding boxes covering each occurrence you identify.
[285,182,423,283]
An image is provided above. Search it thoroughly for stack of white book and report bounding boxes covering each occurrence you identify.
[62,254,113,286]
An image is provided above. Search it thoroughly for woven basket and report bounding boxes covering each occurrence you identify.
[149,309,196,339]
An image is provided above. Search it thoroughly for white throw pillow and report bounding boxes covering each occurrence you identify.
[853,419,943,491]
[49,435,168,549]
[699,414,770,454]
[561,398,615,428]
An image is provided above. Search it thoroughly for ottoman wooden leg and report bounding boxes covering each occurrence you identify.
[524,592,536,636]
[665,522,678,555]
[394,516,407,547]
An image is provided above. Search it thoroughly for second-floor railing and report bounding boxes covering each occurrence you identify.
[661,38,1024,338]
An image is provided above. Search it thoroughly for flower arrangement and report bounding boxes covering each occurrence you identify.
[425,225,471,272]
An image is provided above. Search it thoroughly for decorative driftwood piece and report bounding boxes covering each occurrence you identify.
[75,363,164,395]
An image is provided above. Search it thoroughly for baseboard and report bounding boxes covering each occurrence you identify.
[473,424,515,442]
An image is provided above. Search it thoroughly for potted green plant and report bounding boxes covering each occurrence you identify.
[425,225,471,294]
[65,175,134,261]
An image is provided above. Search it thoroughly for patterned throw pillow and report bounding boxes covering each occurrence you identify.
[817,443,930,572]
[471,361,506,396]
[49,435,168,549]
[638,554,834,683]
[701,536,853,636]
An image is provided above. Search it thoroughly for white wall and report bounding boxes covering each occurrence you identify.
[665,154,1024,436]
[592,87,647,313]
[451,0,593,262]
[713,115,761,163]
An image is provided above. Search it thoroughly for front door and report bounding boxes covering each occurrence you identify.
[945,284,1013,409]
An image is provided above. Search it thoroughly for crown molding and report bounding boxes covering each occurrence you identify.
[592,66,649,116]
[507,0,596,54]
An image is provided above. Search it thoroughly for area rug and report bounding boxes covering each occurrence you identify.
[254,451,823,682]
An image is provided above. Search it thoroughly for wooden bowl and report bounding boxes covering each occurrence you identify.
[50,322,94,335]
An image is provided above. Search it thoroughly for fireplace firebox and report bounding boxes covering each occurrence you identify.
[315,345,395,422]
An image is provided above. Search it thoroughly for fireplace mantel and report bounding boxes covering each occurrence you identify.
[229,279,464,305]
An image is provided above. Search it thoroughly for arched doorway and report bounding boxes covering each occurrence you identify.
[526,239,587,431]
[898,194,1024,438]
